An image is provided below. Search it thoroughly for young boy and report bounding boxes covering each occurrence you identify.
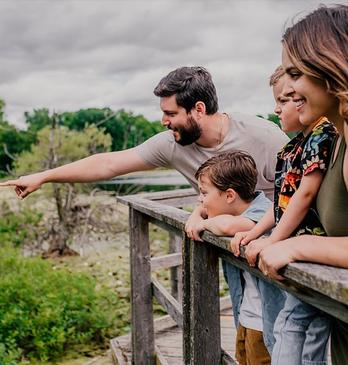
[231,65,336,264]
[232,66,337,365]
[194,150,284,365]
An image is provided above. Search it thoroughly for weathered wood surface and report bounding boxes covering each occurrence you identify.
[168,232,182,301]
[185,238,221,365]
[152,278,183,328]
[151,252,182,271]
[118,195,189,231]
[111,309,237,365]
[120,192,348,322]
[129,209,155,365]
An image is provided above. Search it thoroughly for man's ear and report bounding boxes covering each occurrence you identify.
[192,101,206,119]
[225,188,236,204]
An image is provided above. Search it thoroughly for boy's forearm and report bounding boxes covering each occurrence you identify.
[248,206,275,238]
[271,172,323,241]
[203,215,255,236]
[202,217,225,236]
[191,204,208,219]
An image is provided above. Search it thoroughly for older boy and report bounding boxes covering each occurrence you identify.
[233,66,336,365]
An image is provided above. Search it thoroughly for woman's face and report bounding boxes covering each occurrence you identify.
[281,46,341,126]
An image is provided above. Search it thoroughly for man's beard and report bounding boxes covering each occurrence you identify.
[174,115,202,146]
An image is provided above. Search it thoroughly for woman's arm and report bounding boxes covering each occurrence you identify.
[258,235,348,280]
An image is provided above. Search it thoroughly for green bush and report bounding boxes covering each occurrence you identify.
[0,247,118,363]
[0,202,43,247]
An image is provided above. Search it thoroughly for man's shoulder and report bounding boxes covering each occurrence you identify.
[138,130,176,149]
[229,111,283,133]
[225,111,288,147]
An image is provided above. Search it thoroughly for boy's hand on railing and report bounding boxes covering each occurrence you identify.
[185,209,205,241]
[230,231,250,256]
[230,230,261,257]
[245,237,275,267]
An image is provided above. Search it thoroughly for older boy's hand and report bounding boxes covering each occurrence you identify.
[230,231,250,256]
[230,229,262,257]
[245,237,275,267]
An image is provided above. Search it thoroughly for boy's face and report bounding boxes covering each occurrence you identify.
[198,173,229,218]
[273,78,303,133]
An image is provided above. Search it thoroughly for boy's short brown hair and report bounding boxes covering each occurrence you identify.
[195,151,258,202]
[269,65,285,86]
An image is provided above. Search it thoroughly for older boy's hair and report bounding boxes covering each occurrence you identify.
[269,65,285,86]
[195,151,258,202]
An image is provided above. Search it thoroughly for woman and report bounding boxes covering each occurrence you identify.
[257,5,348,365]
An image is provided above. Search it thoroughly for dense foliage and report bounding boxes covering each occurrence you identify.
[0,99,163,177]
[14,124,112,175]
[0,202,43,247]
[24,107,164,152]
[0,247,119,363]
[0,100,34,177]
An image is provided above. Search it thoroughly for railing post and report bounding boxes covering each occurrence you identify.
[129,208,155,365]
[169,231,183,302]
[183,236,221,364]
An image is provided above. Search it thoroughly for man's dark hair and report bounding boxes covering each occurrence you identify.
[154,66,219,114]
[195,151,257,202]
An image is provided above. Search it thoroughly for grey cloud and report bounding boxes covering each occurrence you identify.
[0,0,338,127]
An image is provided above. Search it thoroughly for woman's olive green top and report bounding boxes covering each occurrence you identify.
[317,137,348,236]
[316,136,348,365]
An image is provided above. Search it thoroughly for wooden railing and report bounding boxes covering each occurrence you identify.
[118,188,348,365]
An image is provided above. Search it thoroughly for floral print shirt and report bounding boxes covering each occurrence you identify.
[274,118,337,236]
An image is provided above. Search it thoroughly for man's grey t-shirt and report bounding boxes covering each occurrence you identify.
[135,112,289,200]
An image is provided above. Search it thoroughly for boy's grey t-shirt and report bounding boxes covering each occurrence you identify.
[239,191,272,331]
[135,112,289,200]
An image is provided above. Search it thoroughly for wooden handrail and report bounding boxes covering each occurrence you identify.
[118,188,348,364]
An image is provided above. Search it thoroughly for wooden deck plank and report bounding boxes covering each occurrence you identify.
[110,308,236,365]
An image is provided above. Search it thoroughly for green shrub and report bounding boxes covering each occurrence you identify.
[0,247,118,363]
[0,202,43,247]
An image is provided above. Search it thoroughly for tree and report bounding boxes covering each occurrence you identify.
[25,108,51,134]
[15,115,112,256]
[0,99,34,177]
[60,108,164,151]
[24,107,164,153]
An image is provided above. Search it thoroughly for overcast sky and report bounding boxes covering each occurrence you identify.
[0,0,338,128]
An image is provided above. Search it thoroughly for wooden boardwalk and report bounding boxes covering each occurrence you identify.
[111,307,237,365]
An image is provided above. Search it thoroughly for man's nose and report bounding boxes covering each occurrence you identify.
[161,115,169,126]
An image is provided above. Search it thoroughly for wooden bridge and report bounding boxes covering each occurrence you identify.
[110,188,348,365]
